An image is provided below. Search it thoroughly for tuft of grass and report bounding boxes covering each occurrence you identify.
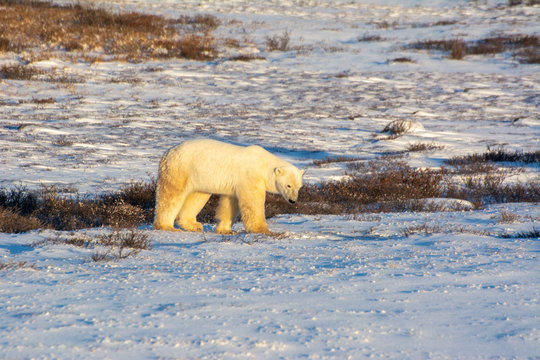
[313,156,363,166]
[390,57,415,63]
[31,97,55,104]
[496,209,520,224]
[407,142,444,152]
[450,39,466,60]
[266,31,291,51]
[92,229,152,261]
[0,261,36,271]
[53,136,74,147]
[382,119,422,136]
[500,227,539,239]
[358,34,385,42]
[227,54,266,62]
[400,222,444,237]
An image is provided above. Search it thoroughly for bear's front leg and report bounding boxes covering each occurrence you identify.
[236,180,270,234]
[216,195,239,234]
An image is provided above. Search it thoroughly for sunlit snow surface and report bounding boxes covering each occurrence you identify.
[1,0,539,358]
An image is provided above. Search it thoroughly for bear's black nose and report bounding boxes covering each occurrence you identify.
[289,199,296,204]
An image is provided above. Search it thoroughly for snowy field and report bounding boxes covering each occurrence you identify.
[1,0,539,359]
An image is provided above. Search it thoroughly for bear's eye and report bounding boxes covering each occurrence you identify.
[287,185,292,189]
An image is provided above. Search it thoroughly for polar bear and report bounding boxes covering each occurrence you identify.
[153,139,304,234]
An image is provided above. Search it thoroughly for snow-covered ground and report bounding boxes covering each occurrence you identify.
[1,204,539,359]
[1,0,539,358]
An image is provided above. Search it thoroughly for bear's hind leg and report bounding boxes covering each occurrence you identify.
[176,192,210,232]
[154,191,188,231]
[216,195,239,234]
[153,176,189,231]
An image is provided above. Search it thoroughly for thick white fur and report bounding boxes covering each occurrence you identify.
[153,139,304,234]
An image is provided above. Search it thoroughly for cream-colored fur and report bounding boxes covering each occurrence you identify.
[153,139,304,234]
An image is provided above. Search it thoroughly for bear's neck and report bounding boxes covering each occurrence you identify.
[266,167,279,194]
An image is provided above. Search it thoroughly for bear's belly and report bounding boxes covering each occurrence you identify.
[189,174,237,196]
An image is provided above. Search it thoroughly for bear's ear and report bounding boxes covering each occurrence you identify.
[300,169,305,176]
[274,167,284,176]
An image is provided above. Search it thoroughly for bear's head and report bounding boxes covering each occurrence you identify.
[274,166,304,204]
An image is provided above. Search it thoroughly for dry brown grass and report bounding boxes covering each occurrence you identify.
[0,261,36,270]
[0,64,43,80]
[35,230,152,262]
[445,147,540,166]
[500,227,540,239]
[91,229,152,261]
[407,142,444,152]
[508,0,540,6]
[313,156,364,166]
[0,0,219,62]
[410,35,539,63]
[0,207,43,233]
[227,54,266,62]
[358,34,385,42]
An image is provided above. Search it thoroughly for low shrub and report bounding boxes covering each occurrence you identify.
[1,154,538,232]
[268,159,446,216]
[0,182,156,231]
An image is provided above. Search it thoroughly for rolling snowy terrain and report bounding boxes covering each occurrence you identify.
[1,0,539,359]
